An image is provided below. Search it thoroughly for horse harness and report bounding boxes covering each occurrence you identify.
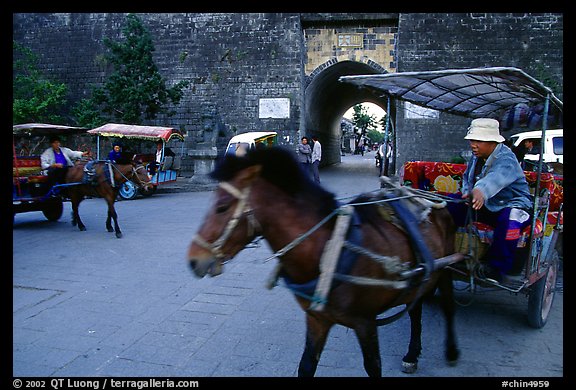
[82,160,148,189]
[192,178,456,325]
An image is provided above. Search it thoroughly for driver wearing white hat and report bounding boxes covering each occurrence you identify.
[461,118,532,283]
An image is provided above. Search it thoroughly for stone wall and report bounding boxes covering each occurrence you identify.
[12,13,305,174]
[12,13,563,175]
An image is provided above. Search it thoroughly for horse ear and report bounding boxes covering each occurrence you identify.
[236,164,262,186]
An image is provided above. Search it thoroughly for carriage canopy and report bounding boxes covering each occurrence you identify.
[339,67,563,131]
[87,123,185,142]
[13,123,87,136]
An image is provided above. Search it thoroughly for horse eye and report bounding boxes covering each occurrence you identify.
[216,202,231,214]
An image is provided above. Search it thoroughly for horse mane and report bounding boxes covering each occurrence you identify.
[211,146,339,215]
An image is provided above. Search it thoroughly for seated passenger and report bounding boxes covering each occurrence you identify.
[40,135,89,186]
[149,141,176,175]
[107,142,123,162]
[460,118,533,282]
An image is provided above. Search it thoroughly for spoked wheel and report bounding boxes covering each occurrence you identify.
[527,250,559,328]
[119,181,138,200]
[42,198,64,221]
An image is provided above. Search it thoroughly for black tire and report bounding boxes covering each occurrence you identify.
[139,185,157,197]
[527,250,559,328]
[119,181,138,200]
[42,199,64,221]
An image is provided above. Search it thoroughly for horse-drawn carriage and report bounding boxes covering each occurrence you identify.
[187,67,563,377]
[340,67,563,329]
[13,123,152,237]
[87,123,185,200]
[12,123,88,222]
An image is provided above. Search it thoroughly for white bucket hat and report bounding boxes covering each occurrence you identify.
[464,118,505,143]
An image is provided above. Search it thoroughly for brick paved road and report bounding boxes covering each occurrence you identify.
[12,152,563,378]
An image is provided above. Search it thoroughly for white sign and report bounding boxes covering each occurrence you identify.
[259,98,290,119]
[404,101,439,119]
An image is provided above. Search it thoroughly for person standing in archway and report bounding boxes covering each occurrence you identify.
[311,136,322,184]
[297,136,312,177]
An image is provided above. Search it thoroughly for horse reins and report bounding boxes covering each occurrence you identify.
[108,162,149,189]
[192,181,261,261]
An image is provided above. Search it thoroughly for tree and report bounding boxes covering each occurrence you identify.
[73,13,190,127]
[351,104,377,154]
[13,41,69,124]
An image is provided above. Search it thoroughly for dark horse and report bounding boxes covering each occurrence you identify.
[64,160,152,238]
[187,147,463,377]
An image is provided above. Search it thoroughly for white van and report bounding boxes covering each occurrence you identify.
[225,131,277,156]
[508,129,563,164]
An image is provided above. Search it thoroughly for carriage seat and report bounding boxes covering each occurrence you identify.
[401,161,563,256]
[400,161,563,212]
[13,156,43,177]
[459,220,543,250]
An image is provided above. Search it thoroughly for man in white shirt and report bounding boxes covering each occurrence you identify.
[311,136,322,184]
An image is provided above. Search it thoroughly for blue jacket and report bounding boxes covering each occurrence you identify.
[462,143,532,212]
[108,150,123,162]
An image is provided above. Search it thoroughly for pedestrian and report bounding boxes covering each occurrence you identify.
[297,136,312,176]
[460,118,533,283]
[311,136,322,184]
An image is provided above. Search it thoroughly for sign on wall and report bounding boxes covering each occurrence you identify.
[404,101,439,119]
[337,33,363,48]
[259,98,291,119]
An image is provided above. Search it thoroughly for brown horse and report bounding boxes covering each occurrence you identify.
[64,160,152,238]
[187,147,463,377]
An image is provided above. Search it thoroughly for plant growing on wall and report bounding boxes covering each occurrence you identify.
[73,13,190,127]
[12,41,69,124]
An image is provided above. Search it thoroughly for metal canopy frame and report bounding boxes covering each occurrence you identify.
[339,67,563,124]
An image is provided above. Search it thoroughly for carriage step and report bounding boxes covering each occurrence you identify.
[477,274,528,292]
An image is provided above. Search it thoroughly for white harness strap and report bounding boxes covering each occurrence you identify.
[192,181,261,260]
[108,162,115,187]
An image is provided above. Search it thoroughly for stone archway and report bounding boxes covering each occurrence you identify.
[304,59,393,166]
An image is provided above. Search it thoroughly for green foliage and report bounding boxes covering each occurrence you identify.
[351,104,377,135]
[73,13,190,126]
[366,128,384,144]
[13,41,69,124]
[533,63,561,97]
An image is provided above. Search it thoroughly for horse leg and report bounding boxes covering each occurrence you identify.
[70,194,86,231]
[106,199,122,238]
[402,299,423,373]
[437,270,460,365]
[354,320,382,377]
[297,314,332,377]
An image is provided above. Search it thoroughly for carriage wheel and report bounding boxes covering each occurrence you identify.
[42,199,63,221]
[527,250,559,328]
[119,181,138,200]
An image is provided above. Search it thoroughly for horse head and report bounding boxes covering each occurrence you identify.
[125,162,154,192]
[188,160,263,277]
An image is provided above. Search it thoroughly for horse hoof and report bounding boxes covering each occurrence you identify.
[79,226,86,231]
[447,359,458,367]
[115,232,123,238]
[401,361,418,374]
[107,228,114,232]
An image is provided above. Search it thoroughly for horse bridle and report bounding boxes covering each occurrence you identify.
[110,163,149,188]
[192,181,261,261]
[128,164,150,188]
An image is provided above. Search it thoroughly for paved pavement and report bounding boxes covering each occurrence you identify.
[12,152,564,379]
